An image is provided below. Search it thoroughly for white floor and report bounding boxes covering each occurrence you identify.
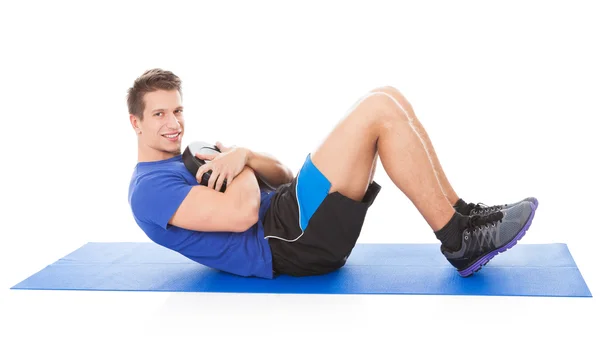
[1,1,599,344]
[2,288,598,345]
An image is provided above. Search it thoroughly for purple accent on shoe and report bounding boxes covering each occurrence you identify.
[458,205,537,277]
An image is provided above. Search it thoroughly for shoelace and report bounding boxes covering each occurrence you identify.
[464,211,504,248]
[467,211,504,233]
[471,202,504,215]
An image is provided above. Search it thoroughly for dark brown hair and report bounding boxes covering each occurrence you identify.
[127,68,182,120]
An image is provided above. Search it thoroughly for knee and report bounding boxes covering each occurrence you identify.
[349,86,413,129]
[361,87,412,122]
[357,92,397,120]
[368,86,414,115]
[370,85,403,96]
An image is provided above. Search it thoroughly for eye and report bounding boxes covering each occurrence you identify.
[154,112,162,117]
[175,109,183,114]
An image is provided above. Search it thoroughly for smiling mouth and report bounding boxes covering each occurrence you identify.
[162,132,181,140]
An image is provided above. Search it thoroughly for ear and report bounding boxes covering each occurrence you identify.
[130,114,142,134]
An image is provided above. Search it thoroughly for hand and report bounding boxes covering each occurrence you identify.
[215,141,234,153]
[195,146,249,191]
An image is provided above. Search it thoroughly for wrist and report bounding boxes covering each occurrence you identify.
[242,147,254,166]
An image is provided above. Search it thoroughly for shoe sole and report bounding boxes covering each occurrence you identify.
[458,204,536,277]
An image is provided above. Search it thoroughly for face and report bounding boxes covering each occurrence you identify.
[131,89,185,161]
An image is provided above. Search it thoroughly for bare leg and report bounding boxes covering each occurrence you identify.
[368,152,378,184]
[370,86,460,205]
[310,88,454,231]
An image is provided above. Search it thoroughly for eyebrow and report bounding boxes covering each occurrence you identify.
[151,107,184,113]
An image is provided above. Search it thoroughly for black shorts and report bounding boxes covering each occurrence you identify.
[263,153,381,277]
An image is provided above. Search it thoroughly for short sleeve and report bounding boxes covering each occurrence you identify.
[131,170,193,229]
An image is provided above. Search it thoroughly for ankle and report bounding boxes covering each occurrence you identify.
[448,195,460,207]
[454,198,474,215]
[434,212,469,252]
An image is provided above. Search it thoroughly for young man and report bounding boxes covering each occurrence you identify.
[128,68,537,279]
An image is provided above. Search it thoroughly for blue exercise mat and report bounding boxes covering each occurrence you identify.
[11,242,592,297]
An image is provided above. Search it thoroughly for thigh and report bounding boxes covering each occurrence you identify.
[309,90,392,201]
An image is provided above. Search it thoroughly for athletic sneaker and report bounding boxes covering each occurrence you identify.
[468,197,538,216]
[441,201,536,277]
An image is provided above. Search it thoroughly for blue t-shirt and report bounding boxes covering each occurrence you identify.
[128,154,275,279]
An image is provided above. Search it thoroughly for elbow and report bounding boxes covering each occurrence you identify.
[247,203,260,226]
[247,202,260,225]
[281,163,295,184]
[277,165,294,185]
[285,168,294,183]
[234,204,260,233]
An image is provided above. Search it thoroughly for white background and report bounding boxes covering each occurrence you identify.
[1,0,598,345]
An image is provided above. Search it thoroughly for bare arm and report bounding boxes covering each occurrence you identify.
[245,149,294,189]
[169,166,261,232]
[223,165,261,222]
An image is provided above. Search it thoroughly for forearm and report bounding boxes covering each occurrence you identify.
[224,166,261,221]
[244,149,294,188]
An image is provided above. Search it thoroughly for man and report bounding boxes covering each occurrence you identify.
[128,68,537,279]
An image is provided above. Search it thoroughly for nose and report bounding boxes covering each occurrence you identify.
[165,111,181,129]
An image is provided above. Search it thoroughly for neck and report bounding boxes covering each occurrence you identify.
[137,141,180,162]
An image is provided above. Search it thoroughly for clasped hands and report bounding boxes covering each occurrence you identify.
[194,141,249,192]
